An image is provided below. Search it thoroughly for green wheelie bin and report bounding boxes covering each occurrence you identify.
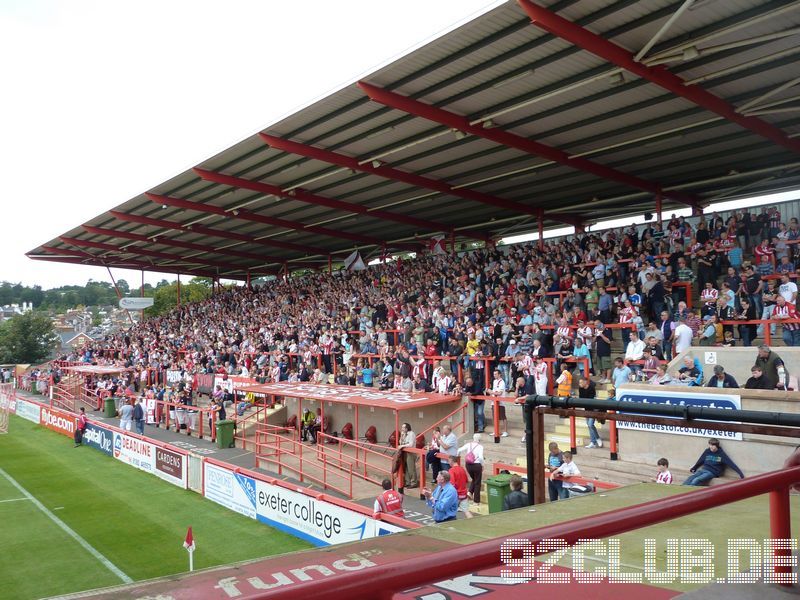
[485,473,513,513]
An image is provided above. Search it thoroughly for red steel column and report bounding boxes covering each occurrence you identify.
[769,486,792,586]
[177,274,181,307]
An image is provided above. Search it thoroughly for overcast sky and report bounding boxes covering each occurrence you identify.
[1,0,504,290]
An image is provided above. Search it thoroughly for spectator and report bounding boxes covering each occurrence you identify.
[579,377,602,449]
[673,316,693,355]
[754,345,787,389]
[438,424,458,470]
[611,357,632,390]
[546,441,564,502]
[706,365,738,389]
[398,422,418,488]
[447,455,473,519]
[459,433,484,504]
[744,364,771,389]
[649,364,672,385]
[653,458,672,484]
[373,478,404,520]
[549,451,580,499]
[683,438,744,486]
[674,355,703,386]
[423,471,458,523]
[502,475,530,511]
[488,370,509,438]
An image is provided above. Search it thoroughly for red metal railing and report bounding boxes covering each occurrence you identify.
[264,466,800,599]
[316,432,397,488]
[254,427,354,498]
[157,400,217,441]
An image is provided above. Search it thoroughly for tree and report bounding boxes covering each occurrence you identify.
[0,312,60,364]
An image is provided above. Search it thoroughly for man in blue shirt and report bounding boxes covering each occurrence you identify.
[611,358,632,390]
[362,365,374,387]
[424,471,458,522]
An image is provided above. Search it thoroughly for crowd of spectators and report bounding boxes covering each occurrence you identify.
[62,206,799,399]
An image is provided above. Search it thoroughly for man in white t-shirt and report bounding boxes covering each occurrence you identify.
[673,317,694,355]
[779,273,797,305]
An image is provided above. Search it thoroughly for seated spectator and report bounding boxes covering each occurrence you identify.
[744,364,771,389]
[683,438,744,486]
[674,355,702,386]
[706,365,738,389]
[649,364,672,385]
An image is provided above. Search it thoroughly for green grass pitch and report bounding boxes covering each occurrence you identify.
[0,415,312,600]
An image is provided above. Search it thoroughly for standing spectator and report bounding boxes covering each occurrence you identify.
[448,455,473,519]
[488,371,508,438]
[673,316,694,355]
[438,424,459,470]
[133,396,146,435]
[119,398,134,432]
[579,377,602,449]
[773,296,800,347]
[755,344,787,389]
[611,357,632,390]
[459,433,484,505]
[423,471,458,523]
[398,422,418,488]
[594,321,613,383]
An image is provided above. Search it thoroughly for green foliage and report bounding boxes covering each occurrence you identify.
[0,280,120,312]
[144,278,212,318]
[0,312,59,364]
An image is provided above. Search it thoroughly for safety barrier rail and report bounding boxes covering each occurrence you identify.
[264,466,800,599]
[718,317,800,347]
[316,432,397,489]
[156,400,217,441]
[254,428,354,498]
[233,397,282,450]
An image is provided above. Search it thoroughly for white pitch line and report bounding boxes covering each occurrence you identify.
[0,466,133,583]
[0,497,30,503]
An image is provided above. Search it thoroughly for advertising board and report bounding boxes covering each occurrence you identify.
[616,388,743,440]
[113,432,156,473]
[154,445,187,488]
[15,399,41,424]
[203,462,256,519]
[40,406,76,437]
[82,422,114,456]
[255,479,376,546]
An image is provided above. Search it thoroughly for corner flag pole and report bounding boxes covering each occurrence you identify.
[183,526,195,572]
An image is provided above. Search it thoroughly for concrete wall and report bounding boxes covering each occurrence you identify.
[667,346,800,388]
[615,383,800,476]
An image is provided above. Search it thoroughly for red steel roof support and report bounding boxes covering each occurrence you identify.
[517,0,800,155]
[193,168,489,243]
[259,133,585,226]
[108,210,325,256]
[145,193,418,250]
[357,81,702,209]
[81,225,283,265]
[58,236,257,274]
[30,251,223,279]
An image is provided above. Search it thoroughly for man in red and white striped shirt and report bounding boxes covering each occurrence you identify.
[700,282,719,317]
[774,296,800,346]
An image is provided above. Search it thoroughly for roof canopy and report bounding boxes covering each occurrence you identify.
[30,0,800,280]
[241,382,459,409]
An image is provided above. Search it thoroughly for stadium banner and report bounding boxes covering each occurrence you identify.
[113,432,156,474]
[145,397,158,425]
[254,480,397,546]
[83,422,114,456]
[15,398,41,424]
[166,370,183,385]
[616,388,743,440]
[194,373,214,395]
[40,406,77,437]
[203,462,257,519]
[213,375,257,395]
[154,445,187,489]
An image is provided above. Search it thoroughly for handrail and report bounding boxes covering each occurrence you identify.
[719,317,800,346]
[254,428,354,498]
[262,466,800,599]
[316,432,398,489]
[414,401,468,447]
